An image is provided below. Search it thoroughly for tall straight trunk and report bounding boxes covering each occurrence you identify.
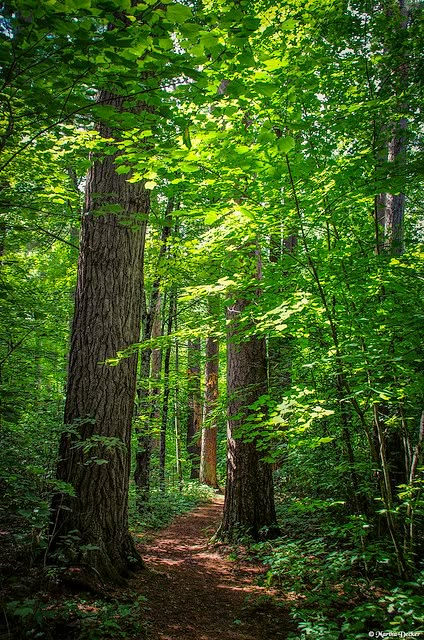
[134,291,153,503]
[159,291,175,490]
[49,91,148,584]
[219,243,278,540]
[372,2,414,573]
[134,209,172,499]
[134,293,162,503]
[200,298,220,488]
[186,337,202,479]
[0,220,6,429]
[268,229,296,470]
[174,315,183,487]
[374,0,409,255]
[220,297,279,540]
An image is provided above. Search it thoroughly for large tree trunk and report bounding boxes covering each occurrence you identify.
[49,91,148,585]
[220,297,279,541]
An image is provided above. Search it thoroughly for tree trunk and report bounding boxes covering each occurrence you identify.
[134,210,172,500]
[374,0,409,255]
[134,293,162,502]
[134,291,153,503]
[220,296,279,541]
[49,90,148,585]
[186,337,202,480]
[174,317,183,487]
[200,301,219,488]
[370,0,413,578]
[159,290,176,490]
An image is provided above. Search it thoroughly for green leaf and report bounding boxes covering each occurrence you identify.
[254,82,279,97]
[205,210,218,225]
[66,0,92,9]
[183,126,192,149]
[166,3,192,23]
[234,206,255,221]
[281,18,297,31]
[115,165,131,175]
[277,136,295,153]
[200,33,221,49]
[263,57,288,71]
[242,17,261,32]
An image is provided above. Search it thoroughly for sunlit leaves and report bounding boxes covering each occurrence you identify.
[166,3,193,24]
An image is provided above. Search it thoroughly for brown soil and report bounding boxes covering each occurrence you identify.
[131,496,291,640]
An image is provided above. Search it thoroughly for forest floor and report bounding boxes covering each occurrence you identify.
[131,495,292,640]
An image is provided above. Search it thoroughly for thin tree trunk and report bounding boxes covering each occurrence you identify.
[134,207,172,500]
[268,228,296,423]
[186,337,202,480]
[0,220,6,429]
[159,290,176,490]
[134,293,162,504]
[200,298,220,488]
[371,2,413,574]
[134,291,153,503]
[174,317,183,487]
[336,374,365,516]
[374,0,409,255]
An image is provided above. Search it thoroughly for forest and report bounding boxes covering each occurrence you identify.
[0,0,423,638]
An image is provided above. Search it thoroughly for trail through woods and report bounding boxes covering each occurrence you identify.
[131,496,290,640]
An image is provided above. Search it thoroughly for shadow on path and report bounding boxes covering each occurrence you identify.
[131,496,290,640]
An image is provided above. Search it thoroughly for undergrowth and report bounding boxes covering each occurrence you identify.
[129,481,216,534]
[2,591,148,640]
[251,495,424,639]
[1,481,215,640]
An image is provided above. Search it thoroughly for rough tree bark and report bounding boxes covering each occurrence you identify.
[219,243,279,541]
[49,91,148,585]
[220,298,279,540]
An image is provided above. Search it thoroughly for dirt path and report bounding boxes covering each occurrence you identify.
[131,496,290,640]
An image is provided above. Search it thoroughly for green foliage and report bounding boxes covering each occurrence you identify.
[0,416,67,540]
[342,577,424,637]
[1,0,423,633]
[73,435,127,466]
[251,490,424,637]
[254,528,424,637]
[129,481,216,532]
[5,592,147,640]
